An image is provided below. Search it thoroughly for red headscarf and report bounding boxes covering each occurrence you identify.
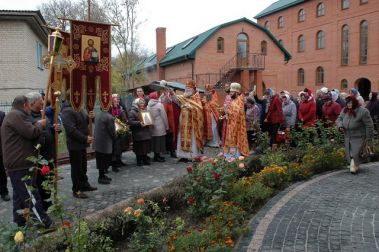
[149,91,158,100]
[343,95,360,117]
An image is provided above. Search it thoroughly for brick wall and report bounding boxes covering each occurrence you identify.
[0,21,48,102]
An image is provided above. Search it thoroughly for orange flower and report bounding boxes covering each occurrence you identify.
[134,208,142,217]
[225,237,234,247]
[62,220,72,229]
[136,198,145,205]
[124,207,133,215]
[168,245,176,251]
[170,235,177,241]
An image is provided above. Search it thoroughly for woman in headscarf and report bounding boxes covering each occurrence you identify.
[128,98,152,166]
[366,92,379,130]
[147,91,169,162]
[298,89,316,128]
[264,88,284,146]
[336,95,374,174]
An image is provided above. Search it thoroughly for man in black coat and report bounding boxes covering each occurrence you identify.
[61,93,97,199]
[1,95,52,227]
[0,109,10,201]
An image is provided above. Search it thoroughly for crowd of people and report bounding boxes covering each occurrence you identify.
[0,80,378,229]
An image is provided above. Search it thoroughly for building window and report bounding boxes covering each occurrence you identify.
[261,40,267,55]
[298,9,305,22]
[278,16,284,28]
[317,3,325,17]
[217,37,224,53]
[341,79,348,90]
[316,31,325,49]
[316,66,324,85]
[360,20,368,64]
[298,35,305,52]
[298,68,305,86]
[264,21,270,31]
[341,25,349,65]
[342,0,349,9]
[360,0,368,4]
[36,41,43,69]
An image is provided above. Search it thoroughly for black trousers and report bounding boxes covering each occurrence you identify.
[96,152,111,177]
[68,149,89,193]
[268,123,281,146]
[9,169,52,227]
[0,156,8,195]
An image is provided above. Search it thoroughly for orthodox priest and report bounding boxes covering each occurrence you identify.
[202,84,221,147]
[176,80,204,161]
[224,82,249,157]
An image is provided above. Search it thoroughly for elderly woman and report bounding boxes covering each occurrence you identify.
[147,92,169,162]
[337,95,374,174]
[128,98,152,166]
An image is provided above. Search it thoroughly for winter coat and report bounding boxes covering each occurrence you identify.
[336,106,374,165]
[60,101,89,151]
[1,108,42,171]
[127,107,152,141]
[282,100,297,128]
[366,92,379,120]
[147,99,169,137]
[298,99,317,127]
[322,101,342,124]
[30,110,55,160]
[94,110,116,154]
[266,94,284,125]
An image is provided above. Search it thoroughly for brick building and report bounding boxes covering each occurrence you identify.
[0,10,48,102]
[255,0,379,99]
[132,17,291,96]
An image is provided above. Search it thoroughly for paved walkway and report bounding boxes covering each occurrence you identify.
[236,162,379,252]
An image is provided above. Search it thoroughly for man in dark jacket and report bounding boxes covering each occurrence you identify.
[26,92,57,210]
[1,95,52,227]
[61,93,97,199]
[0,110,10,201]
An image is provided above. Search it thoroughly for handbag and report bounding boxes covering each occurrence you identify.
[360,140,375,159]
[276,130,286,143]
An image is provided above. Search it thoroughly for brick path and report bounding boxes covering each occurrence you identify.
[236,162,379,252]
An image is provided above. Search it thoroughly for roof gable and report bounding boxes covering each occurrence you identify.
[138,17,291,71]
[254,0,307,19]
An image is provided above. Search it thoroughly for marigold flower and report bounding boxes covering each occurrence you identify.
[124,207,133,215]
[225,237,234,246]
[62,220,72,229]
[134,208,142,217]
[168,245,176,251]
[186,166,193,173]
[238,156,245,161]
[40,165,50,176]
[239,163,245,169]
[136,198,145,205]
[14,231,24,244]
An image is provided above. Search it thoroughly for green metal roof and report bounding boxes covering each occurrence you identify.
[136,17,291,72]
[255,0,307,19]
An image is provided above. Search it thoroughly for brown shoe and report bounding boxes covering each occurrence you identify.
[73,191,88,199]
[82,185,98,192]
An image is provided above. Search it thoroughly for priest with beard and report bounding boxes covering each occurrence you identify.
[202,84,221,147]
[176,80,204,162]
[224,82,249,158]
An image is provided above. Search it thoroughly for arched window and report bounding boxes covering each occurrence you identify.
[264,21,270,31]
[298,9,305,22]
[341,79,348,90]
[316,30,325,49]
[298,68,305,86]
[298,35,305,52]
[316,66,324,85]
[342,0,349,9]
[317,3,325,17]
[217,37,224,53]
[360,20,368,64]
[341,25,349,65]
[278,16,284,28]
[261,40,267,55]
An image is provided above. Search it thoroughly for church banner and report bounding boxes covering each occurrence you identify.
[70,20,111,111]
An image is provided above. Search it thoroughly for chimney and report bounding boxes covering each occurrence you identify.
[156,27,166,81]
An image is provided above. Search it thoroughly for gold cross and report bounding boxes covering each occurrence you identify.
[87,88,95,106]
[74,90,80,103]
[102,91,109,103]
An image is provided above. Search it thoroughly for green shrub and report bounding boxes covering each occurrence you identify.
[301,145,346,174]
[286,162,313,182]
[258,165,289,189]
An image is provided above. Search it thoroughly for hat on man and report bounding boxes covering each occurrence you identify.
[229,82,241,92]
[186,80,196,89]
[160,80,167,87]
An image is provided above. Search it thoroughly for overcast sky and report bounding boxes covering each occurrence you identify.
[0,0,277,53]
